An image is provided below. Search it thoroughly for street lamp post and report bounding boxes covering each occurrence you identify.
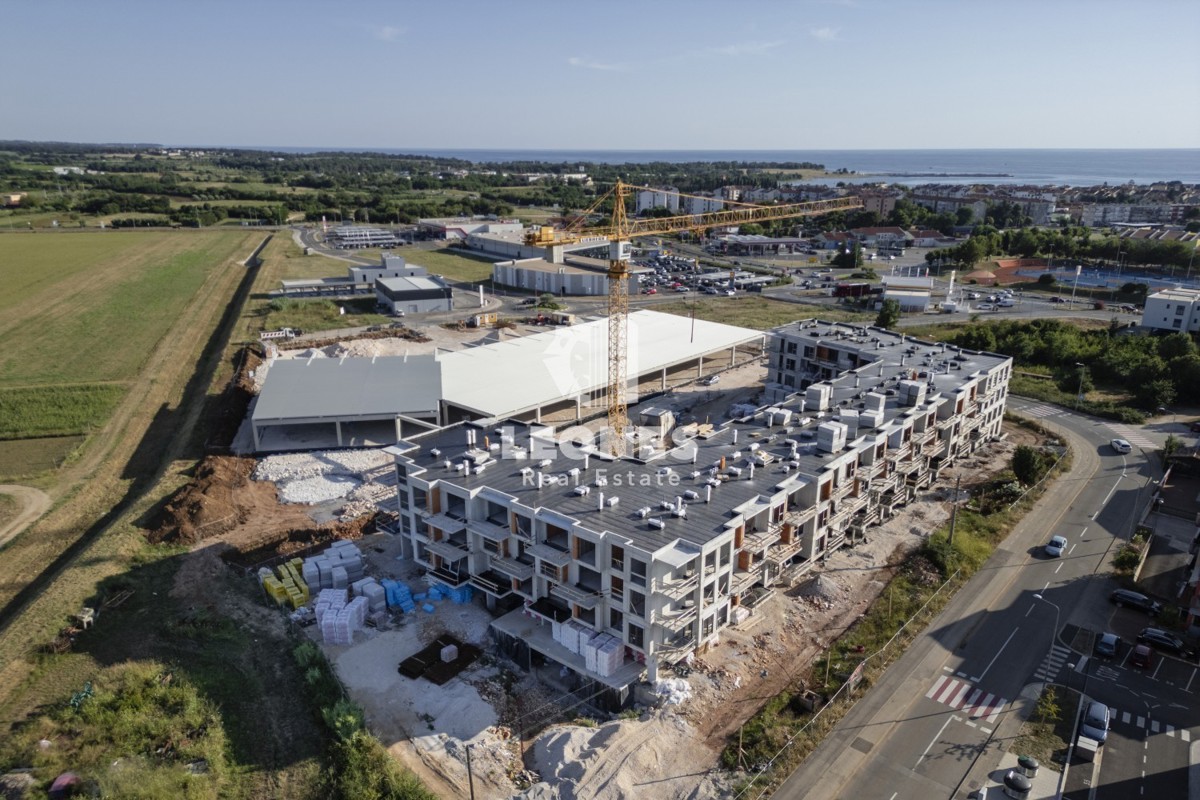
[1032,594,1061,671]
[1074,363,1086,410]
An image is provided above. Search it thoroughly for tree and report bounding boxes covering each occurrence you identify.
[1035,686,1061,724]
[1037,273,1056,286]
[1012,445,1052,486]
[1157,332,1195,361]
[875,298,901,329]
[1135,378,1175,410]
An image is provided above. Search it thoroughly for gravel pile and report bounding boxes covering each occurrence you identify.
[254,449,394,505]
[338,482,398,521]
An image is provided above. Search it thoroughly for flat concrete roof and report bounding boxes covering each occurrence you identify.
[253,355,442,424]
[377,276,446,293]
[438,310,762,418]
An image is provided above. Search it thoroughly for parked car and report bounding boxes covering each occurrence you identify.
[1130,644,1153,669]
[642,287,657,294]
[700,375,720,386]
[1110,438,1132,454]
[1094,632,1120,658]
[1190,420,1200,433]
[1080,701,1111,743]
[1044,535,1068,557]
[1109,589,1162,615]
[1137,627,1190,657]
[1049,296,1067,304]
[976,303,995,311]
[968,292,981,300]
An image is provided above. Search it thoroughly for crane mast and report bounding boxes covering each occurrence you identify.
[531,181,862,457]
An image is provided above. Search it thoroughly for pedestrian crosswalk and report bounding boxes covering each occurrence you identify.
[1016,402,1059,419]
[925,675,1006,723]
[1034,645,1071,682]
[1113,709,1192,741]
[1107,424,1156,449]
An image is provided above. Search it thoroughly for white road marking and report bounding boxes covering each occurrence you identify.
[1055,563,1063,573]
[1186,667,1197,693]
[973,627,1019,683]
[916,715,955,769]
[1042,581,1050,593]
[926,675,951,700]
[981,727,993,734]
[1025,605,1034,617]
[1152,659,1164,680]
[1067,544,1076,555]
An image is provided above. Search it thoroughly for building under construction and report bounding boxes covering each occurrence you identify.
[383,320,1012,709]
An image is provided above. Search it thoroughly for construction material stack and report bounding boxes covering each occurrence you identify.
[256,558,311,609]
[427,582,474,605]
[302,540,365,594]
[317,588,368,646]
[351,577,387,614]
[381,579,417,613]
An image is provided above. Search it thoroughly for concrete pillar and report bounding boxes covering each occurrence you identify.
[535,406,542,423]
[697,356,704,377]
[252,423,261,452]
[575,395,582,421]
[730,344,737,367]
[335,420,343,447]
[395,416,402,442]
[661,367,667,391]
[647,654,659,683]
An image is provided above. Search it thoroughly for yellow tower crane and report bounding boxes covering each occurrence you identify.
[525,180,862,456]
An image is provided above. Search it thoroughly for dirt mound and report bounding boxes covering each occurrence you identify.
[149,456,256,545]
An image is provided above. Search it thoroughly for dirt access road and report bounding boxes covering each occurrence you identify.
[0,485,51,550]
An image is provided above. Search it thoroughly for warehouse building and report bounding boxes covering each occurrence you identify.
[278,253,423,297]
[418,217,524,240]
[251,311,763,453]
[492,256,640,296]
[384,320,1011,707]
[326,226,406,249]
[374,272,455,315]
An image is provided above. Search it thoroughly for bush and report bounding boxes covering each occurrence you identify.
[1038,273,1056,285]
[1112,544,1141,572]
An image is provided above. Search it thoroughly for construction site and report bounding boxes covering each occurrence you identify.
[139,186,1026,799]
[138,303,1026,800]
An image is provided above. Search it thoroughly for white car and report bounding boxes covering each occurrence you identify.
[1045,535,1068,557]
[1110,438,1132,454]
[975,303,995,311]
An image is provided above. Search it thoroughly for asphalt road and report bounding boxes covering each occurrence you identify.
[771,401,1196,800]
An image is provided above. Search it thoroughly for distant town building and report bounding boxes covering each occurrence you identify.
[1141,288,1200,333]
[635,188,681,215]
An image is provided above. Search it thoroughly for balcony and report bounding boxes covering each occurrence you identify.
[832,481,855,501]
[489,555,534,581]
[550,582,601,610]
[469,570,512,597]
[424,539,470,563]
[658,600,698,630]
[743,528,777,553]
[422,512,467,535]
[655,572,699,601]
[527,542,572,568]
[731,568,759,596]
[786,504,817,526]
[766,537,804,566]
[656,630,698,661]
[467,518,510,543]
[430,565,469,587]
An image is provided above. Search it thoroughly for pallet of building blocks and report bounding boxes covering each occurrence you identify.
[423,603,435,613]
[440,644,458,663]
[363,583,387,613]
[430,582,474,605]
[331,566,348,590]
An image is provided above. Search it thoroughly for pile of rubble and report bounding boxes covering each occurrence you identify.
[253,449,394,505]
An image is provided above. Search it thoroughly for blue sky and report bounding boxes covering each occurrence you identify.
[2,0,1198,150]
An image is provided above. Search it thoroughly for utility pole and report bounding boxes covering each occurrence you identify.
[948,474,962,545]
[466,744,476,800]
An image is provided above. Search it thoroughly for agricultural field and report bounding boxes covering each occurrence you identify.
[0,229,258,464]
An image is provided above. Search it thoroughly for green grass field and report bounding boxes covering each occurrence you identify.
[0,231,254,386]
[0,436,85,480]
[0,230,258,470]
[0,384,127,439]
[656,295,873,330]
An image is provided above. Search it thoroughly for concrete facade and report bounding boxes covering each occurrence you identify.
[386,321,1011,704]
[1141,288,1200,333]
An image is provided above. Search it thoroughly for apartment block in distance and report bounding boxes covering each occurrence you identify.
[386,320,1012,709]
